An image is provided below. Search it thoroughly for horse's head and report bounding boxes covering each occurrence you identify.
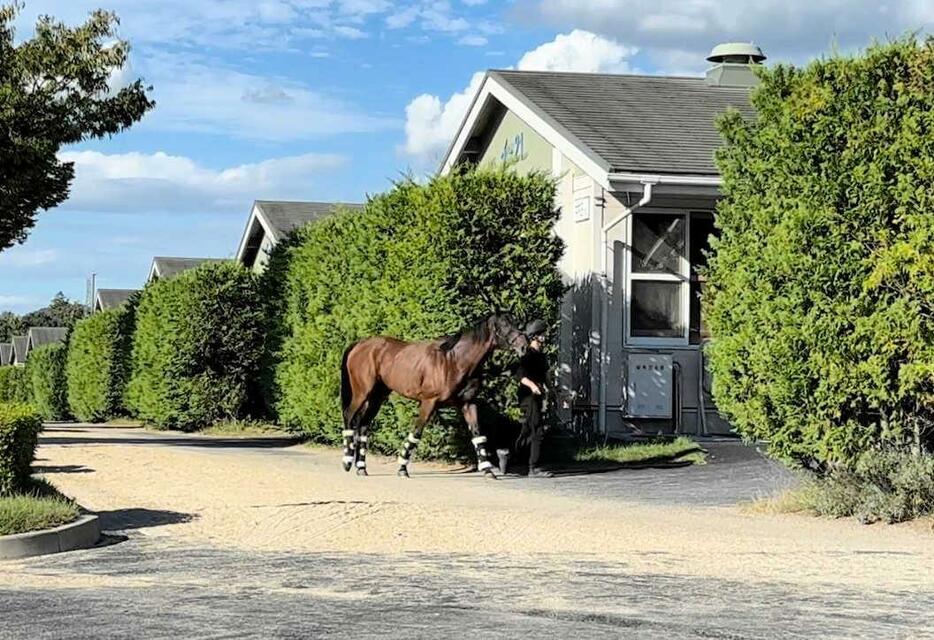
[489,314,528,356]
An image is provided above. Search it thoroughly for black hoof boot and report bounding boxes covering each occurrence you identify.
[342,460,353,472]
[398,467,410,478]
[356,467,368,477]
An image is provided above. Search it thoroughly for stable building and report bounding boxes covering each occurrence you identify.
[235,200,365,273]
[94,288,139,312]
[147,257,228,283]
[442,43,764,437]
[26,327,69,356]
[11,335,27,367]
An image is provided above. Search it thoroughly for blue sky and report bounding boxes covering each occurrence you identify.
[2,0,933,312]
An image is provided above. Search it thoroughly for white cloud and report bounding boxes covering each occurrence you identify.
[0,250,60,268]
[58,150,348,214]
[517,29,635,73]
[402,29,638,164]
[139,54,398,141]
[526,0,934,71]
[458,34,489,46]
[334,25,368,39]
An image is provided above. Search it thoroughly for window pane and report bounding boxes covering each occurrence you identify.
[690,212,717,272]
[631,281,682,338]
[689,279,710,344]
[632,213,685,274]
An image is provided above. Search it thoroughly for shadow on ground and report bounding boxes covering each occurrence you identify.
[33,464,94,474]
[39,435,302,449]
[95,508,197,531]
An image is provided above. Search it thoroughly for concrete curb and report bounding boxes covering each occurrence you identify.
[0,515,100,561]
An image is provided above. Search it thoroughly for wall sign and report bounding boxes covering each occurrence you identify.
[500,132,527,163]
[573,195,591,222]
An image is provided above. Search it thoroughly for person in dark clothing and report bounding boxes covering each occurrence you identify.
[501,319,553,478]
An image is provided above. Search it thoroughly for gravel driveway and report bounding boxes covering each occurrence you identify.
[2,424,932,639]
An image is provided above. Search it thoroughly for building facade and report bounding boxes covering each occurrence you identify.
[442,45,764,437]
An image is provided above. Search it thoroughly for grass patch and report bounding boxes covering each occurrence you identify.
[746,449,934,524]
[200,420,295,438]
[573,437,706,467]
[0,479,79,536]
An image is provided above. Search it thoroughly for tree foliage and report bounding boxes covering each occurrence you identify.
[127,262,266,431]
[0,3,154,250]
[25,343,69,421]
[0,366,30,404]
[706,38,934,470]
[0,402,41,496]
[264,167,564,459]
[66,302,136,422]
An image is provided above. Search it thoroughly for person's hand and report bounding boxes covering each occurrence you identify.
[531,383,542,395]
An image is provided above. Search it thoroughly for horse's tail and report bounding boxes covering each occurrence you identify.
[340,343,355,418]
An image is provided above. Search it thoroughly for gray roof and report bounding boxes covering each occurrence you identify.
[151,257,228,280]
[27,327,68,350]
[491,70,756,176]
[96,288,138,311]
[11,335,27,364]
[0,343,11,366]
[255,201,365,242]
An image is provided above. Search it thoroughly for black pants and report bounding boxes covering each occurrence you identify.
[516,394,544,468]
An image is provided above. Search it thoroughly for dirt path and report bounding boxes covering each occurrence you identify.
[25,425,934,591]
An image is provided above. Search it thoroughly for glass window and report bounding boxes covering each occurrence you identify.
[631,213,685,274]
[689,279,709,344]
[631,281,682,338]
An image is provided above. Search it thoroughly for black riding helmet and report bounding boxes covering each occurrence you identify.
[524,319,547,340]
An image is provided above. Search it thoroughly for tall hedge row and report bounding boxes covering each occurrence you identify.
[706,39,934,470]
[263,167,564,458]
[0,366,30,405]
[127,262,265,430]
[0,403,41,496]
[26,344,69,421]
[66,302,136,422]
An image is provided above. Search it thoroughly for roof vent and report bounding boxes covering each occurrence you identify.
[705,42,766,88]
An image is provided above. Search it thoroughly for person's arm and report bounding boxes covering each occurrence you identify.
[520,377,542,395]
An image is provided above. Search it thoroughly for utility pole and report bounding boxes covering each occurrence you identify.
[86,272,96,311]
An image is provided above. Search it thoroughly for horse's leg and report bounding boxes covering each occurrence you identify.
[342,392,369,472]
[397,399,436,478]
[462,402,496,479]
[355,386,388,477]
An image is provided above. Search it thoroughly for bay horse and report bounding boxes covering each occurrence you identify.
[339,314,529,478]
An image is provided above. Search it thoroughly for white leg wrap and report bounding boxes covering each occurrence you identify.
[356,460,367,468]
[357,435,368,443]
[397,456,410,467]
[407,433,420,444]
[472,436,487,445]
[342,455,354,464]
[478,460,494,471]
[342,429,355,437]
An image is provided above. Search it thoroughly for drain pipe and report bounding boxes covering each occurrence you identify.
[598,180,655,439]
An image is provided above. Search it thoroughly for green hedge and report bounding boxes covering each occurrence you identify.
[127,261,265,431]
[26,344,69,421]
[0,403,41,496]
[706,38,934,470]
[0,366,30,405]
[66,303,136,422]
[264,167,564,458]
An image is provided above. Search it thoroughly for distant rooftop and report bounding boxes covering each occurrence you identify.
[254,200,365,242]
[95,288,139,311]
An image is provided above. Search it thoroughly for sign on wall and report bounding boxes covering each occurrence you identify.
[500,132,527,163]
[573,195,591,222]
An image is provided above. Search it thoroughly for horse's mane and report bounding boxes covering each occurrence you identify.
[438,317,491,353]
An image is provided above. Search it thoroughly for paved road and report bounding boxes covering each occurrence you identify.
[4,534,932,639]
[2,425,932,639]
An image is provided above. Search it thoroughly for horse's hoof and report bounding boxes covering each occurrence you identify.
[397,467,410,478]
[356,467,368,477]
[483,469,498,480]
[342,462,352,472]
